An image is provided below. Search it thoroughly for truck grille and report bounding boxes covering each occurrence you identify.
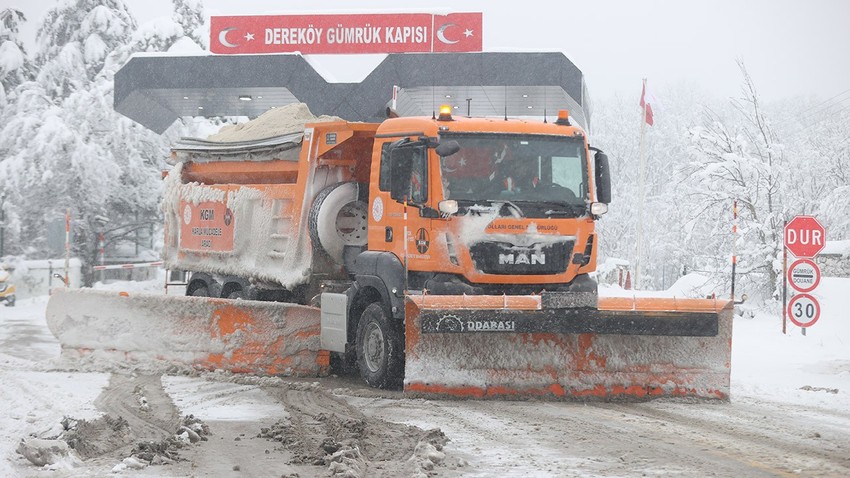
[469,241,572,275]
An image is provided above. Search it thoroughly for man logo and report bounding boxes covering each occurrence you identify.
[498,253,546,265]
[416,228,430,254]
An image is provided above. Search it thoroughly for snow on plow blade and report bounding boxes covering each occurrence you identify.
[404,294,733,400]
[46,289,329,376]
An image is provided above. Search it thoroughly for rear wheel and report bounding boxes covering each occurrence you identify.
[4,296,13,307]
[355,303,404,389]
[190,286,209,297]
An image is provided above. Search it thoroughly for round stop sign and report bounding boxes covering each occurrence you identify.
[787,259,821,293]
[784,216,826,258]
[787,294,820,328]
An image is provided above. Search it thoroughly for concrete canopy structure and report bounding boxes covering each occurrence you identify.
[114,52,590,134]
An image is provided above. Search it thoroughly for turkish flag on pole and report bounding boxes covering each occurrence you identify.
[640,81,654,126]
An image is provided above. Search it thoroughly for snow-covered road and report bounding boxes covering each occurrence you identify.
[2,279,849,477]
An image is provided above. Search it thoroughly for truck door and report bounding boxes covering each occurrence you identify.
[379,139,433,282]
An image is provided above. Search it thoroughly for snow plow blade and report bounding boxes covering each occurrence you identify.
[404,294,733,400]
[46,289,329,376]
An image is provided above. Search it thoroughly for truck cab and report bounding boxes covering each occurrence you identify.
[361,107,610,299]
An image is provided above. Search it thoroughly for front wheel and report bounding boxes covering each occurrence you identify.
[355,303,405,389]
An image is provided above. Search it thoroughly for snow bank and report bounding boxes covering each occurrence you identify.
[822,239,850,256]
[4,258,82,299]
[599,272,720,299]
[732,277,850,408]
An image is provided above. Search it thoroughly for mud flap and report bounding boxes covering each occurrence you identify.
[46,289,329,376]
[403,295,733,400]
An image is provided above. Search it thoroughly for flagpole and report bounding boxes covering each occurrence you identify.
[635,78,648,290]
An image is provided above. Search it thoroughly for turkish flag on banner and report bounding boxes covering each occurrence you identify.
[432,13,483,52]
[210,13,482,54]
[639,82,654,126]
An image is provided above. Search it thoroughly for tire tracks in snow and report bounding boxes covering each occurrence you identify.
[93,373,181,445]
[600,399,850,477]
[344,396,800,477]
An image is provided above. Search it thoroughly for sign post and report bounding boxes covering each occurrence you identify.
[783,215,826,334]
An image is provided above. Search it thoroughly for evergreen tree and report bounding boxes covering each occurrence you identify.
[2,0,179,284]
[35,0,136,82]
[172,0,207,49]
[0,8,35,95]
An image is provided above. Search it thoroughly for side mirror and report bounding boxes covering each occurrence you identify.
[435,140,460,158]
[389,149,414,202]
[595,152,611,204]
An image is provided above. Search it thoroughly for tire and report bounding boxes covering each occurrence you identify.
[355,303,405,389]
[4,297,13,307]
[308,182,368,265]
[329,350,358,376]
[190,286,209,297]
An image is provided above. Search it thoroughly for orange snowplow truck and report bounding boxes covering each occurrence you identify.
[48,107,733,400]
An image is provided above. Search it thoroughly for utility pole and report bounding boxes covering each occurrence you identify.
[0,192,6,258]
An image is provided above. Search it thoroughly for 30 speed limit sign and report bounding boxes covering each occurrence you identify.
[787,294,820,328]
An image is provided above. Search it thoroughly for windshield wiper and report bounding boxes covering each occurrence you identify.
[457,199,525,217]
[513,200,586,216]
[495,200,524,218]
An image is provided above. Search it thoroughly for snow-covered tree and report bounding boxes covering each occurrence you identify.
[35,0,135,83]
[0,0,209,283]
[795,102,850,239]
[685,62,787,296]
[594,82,713,290]
[0,8,35,95]
[172,0,207,49]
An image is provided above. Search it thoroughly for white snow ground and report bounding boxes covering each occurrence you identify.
[0,273,848,476]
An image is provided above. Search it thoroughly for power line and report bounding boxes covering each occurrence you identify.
[798,88,850,121]
[795,102,850,134]
[797,88,850,115]
[799,97,850,123]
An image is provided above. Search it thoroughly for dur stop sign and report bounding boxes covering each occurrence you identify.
[784,216,825,258]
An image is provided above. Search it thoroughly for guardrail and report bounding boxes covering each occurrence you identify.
[92,261,164,271]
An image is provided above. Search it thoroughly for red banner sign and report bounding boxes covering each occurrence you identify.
[180,201,235,252]
[210,13,482,55]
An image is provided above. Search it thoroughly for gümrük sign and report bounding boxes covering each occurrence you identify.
[210,13,482,54]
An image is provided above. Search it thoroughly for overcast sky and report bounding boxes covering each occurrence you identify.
[12,0,850,103]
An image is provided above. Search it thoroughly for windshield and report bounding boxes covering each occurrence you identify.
[439,133,588,215]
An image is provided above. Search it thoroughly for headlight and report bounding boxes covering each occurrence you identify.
[590,202,608,215]
[0,284,7,293]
